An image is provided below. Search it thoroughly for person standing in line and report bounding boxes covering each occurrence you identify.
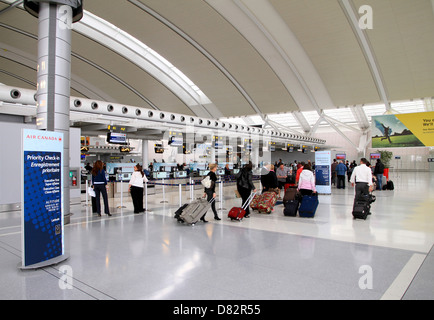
[276,163,288,195]
[348,160,357,182]
[224,163,231,181]
[331,159,338,186]
[261,164,278,193]
[202,163,221,222]
[373,158,385,191]
[297,163,317,196]
[129,164,148,214]
[350,158,374,200]
[296,161,305,184]
[91,160,112,217]
[236,163,257,218]
[336,160,348,189]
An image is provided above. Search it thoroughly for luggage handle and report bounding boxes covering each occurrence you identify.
[242,192,256,210]
[200,196,216,204]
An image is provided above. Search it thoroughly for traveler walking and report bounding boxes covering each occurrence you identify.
[236,163,257,218]
[202,163,221,222]
[350,158,374,199]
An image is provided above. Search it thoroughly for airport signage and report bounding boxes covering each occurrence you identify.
[21,129,66,269]
[315,151,331,194]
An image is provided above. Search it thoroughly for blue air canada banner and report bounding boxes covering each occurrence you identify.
[372,112,434,148]
[315,151,331,194]
[22,129,64,268]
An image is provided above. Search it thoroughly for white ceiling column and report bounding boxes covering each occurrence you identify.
[350,105,370,130]
[292,111,312,134]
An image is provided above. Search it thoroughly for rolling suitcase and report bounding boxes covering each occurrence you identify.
[284,183,297,193]
[250,194,261,211]
[283,187,298,204]
[178,198,215,225]
[352,194,371,220]
[229,192,256,221]
[174,203,189,221]
[298,194,319,218]
[257,191,278,214]
[283,199,299,217]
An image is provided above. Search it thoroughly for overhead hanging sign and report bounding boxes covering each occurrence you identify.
[372,112,434,148]
[21,129,66,269]
[315,150,331,194]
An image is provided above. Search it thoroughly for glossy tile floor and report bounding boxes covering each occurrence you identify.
[0,172,433,300]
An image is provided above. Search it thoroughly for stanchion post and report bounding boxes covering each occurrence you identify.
[84,179,89,207]
[218,176,226,211]
[189,177,193,201]
[117,174,126,209]
[160,179,168,203]
[145,181,148,211]
[179,184,182,207]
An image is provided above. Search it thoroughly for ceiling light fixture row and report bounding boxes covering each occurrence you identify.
[0,85,326,145]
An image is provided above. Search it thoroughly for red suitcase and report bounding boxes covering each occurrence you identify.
[228,192,256,221]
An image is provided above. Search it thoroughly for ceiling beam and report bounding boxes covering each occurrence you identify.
[292,111,312,134]
[0,0,23,16]
[350,105,370,130]
[128,0,265,120]
[339,0,391,111]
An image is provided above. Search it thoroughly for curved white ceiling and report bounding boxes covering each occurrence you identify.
[0,0,433,123]
[74,10,216,118]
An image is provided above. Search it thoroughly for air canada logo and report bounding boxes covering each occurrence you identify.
[25,134,62,142]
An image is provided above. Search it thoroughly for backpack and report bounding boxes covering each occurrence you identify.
[387,180,394,190]
[382,180,394,190]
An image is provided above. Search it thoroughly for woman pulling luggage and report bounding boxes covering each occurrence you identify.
[202,163,221,222]
[235,163,257,218]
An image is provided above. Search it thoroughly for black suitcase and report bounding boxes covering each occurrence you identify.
[283,199,299,217]
[283,188,298,204]
[352,194,371,220]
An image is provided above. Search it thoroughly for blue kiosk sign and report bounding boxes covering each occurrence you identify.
[21,129,68,269]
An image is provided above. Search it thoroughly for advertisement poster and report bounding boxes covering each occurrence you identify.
[315,151,331,194]
[21,129,64,268]
[372,112,434,148]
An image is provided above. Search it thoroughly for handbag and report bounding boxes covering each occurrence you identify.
[88,187,96,198]
[201,176,212,189]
